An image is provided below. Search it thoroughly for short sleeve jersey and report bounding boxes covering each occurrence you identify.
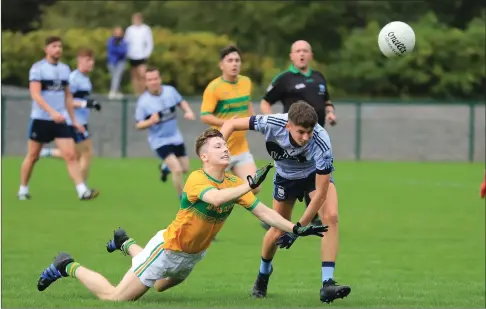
[163,169,259,254]
[201,75,252,156]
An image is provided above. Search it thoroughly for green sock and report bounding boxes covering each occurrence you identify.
[65,262,81,278]
[121,238,136,256]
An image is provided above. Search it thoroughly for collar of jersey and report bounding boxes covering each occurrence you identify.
[288,64,312,77]
[221,76,238,84]
[203,169,224,184]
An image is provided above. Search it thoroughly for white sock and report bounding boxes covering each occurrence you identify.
[75,183,89,198]
[39,148,52,157]
[18,185,29,195]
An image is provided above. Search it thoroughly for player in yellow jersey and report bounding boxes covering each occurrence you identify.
[36,128,327,301]
[200,46,261,194]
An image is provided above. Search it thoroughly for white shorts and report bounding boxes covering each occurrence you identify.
[131,230,206,287]
[226,151,255,171]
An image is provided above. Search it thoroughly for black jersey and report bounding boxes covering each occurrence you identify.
[263,64,331,126]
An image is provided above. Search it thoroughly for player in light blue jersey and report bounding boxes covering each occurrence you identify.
[135,67,196,199]
[18,36,99,201]
[40,48,101,182]
[220,101,350,303]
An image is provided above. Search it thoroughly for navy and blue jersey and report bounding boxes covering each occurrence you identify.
[135,85,185,150]
[65,69,93,125]
[29,59,71,121]
[249,113,334,180]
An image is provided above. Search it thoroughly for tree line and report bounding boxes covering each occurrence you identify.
[2,0,485,99]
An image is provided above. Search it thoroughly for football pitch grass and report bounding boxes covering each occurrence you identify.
[1,157,485,308]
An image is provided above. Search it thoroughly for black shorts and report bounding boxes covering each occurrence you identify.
[70,124,90,144]
[273,172,335,202]
[155,144,187,160]
[129,58,146,67]
[28,119,73,144]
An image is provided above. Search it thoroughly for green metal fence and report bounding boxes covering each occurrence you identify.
[1,94,484,162]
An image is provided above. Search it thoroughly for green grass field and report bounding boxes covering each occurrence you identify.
[1,157,485,308]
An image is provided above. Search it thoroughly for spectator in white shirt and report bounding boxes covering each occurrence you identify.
[124,13,153,95]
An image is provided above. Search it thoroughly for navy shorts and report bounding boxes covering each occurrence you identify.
[273,172,335,202]
[155,144,187,160]
[28,119,73,144]
[70,124,90,144]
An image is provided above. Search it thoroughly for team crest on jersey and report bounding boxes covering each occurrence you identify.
[266,141,307,162]
[318,84,326,95]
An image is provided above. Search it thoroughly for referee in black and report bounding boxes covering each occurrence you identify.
[260,40,336,229]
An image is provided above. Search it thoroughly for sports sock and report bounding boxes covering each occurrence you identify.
[65,262,81,278]
[75,183,88,198]
[259,257,273,275]
[18,185,29,195]
[322,261,335,282]
[39,148,52,157]
[161,163,170,173]
[121,238,136,256]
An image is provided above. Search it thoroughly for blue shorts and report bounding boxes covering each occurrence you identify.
[28,119,72,144]
[155,143,187,160]
[70,124,90,144]
[273,172,335,202]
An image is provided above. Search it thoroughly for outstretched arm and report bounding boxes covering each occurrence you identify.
[251,202,327,236]
[220,117,251,141]
[200,183,252,207]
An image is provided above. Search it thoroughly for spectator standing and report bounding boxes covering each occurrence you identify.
[124,13,153,95]
[107,27,127,100]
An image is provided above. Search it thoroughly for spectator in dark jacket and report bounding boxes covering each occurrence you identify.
[107,26,127,100]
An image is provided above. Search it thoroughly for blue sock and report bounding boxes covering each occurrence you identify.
[162,163,170,173]
[259,257,272,275]
[322,261,335,282]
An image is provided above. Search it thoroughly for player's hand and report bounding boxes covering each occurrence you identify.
[51,112,65,123]
[293,222,328,237]
[326,111,337,126]
[86,99,101,112]
[275,232,299,249]
[184,111,196,120]
[73,121,86,133]
[247,163,273,189]
[150,112,161,124]
[480,181,485,199]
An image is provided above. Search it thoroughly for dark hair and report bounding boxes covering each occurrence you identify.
[288,101,318,129]
[145,66,159,74]
[195,128,223,156]
[220,45,241,60]
[45,36,62,46]
[77,47,94,58]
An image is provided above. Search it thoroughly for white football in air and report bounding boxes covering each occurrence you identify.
[378,21,416,57]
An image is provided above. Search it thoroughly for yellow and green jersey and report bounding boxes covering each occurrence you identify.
[163,169,259,254]
[201,75,252,156]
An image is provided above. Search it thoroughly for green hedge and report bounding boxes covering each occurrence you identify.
[1,28,280,96]
[2,16,485,99]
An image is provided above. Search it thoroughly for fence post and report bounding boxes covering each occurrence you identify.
[121,98,128,158]
[1,95,5,156]
[354,102,362,161]
[467,102,475,163]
